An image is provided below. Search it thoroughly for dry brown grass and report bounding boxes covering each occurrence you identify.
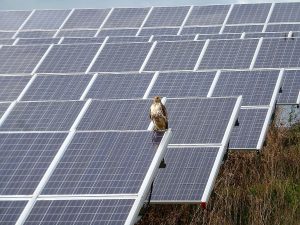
[138,115,300,225]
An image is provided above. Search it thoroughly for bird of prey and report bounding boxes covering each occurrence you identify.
[149,96,168,131]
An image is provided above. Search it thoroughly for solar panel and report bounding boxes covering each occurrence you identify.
[62,9,110,29]
[37,44,101,73]
[103,7,150,28]
[144,41,205,71]
[24,199,135,225]
[255,38,300,69]
[0,39,15,45]
[227,3,271,24]
[212,70,280,106]
[0,132,67,195]
[0,103,10,118]
[0,201,27,225]
[77,99,150,131]
[196,33,241,40]
[139,27,180,36]
[16,38,60,45]
[269,2,300,23]
[144,6,190,27]
[90,42,152,72]
[152,34,195,42]
[42,131,165,194]
[0,75,31,101]
[244,32,287,39]
[107,35,149,43]
[61,37,105,44]
[199,39,259,70]
[22,10,70,30]
[97,28,139,37]
[152,147,220,202]
[185,5,230,26]
[149,71,216,98]
[0,32,15,39]
[16,30,56,38]
[223,25,264,33]
[0,10,30,30]
[85,73,153,100]
[230,108,268,150]
[277,70,300,104]
[21,74,92,101]
[0,101,84,131]
[0,45,49,74]
[181,26,221,35]
[55,29,97,37]
[266,24,300,32]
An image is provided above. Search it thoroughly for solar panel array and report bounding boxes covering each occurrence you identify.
[0,2,299,224]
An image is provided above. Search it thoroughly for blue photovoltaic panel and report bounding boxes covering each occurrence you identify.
[37,44,100,73]
[244,32,287,39]
[0,10,30,30]
[24,199,134,225]
[152,34,195,42]
[0,45,49,74]
[144,6,190,27]
[0,103,10,118]
[22,75,92,101]
[166,97,237,144]
[269,2,300,23]
[278,70,300,104]
[90,42,152,72]
[22,10,70,30]
[0,101,84,131]
[149,71,216,98]
[77,99,150,131]
[152,147,219,201]
[62,9,110,29]
[97,28,138,37]
[230,108,268,149]
[223,25,263,33]
[61,37,105,44]
[43,131,164,194]
[227,3,271,24]
[0,75,31,101]
[16,38,60,45]
[55,29,97,37]
[0,39,15,45]
[16,30,56,38]
[255,39,300,69]
[199,39,259,69]
[86,73,153,99]
[266,24,300,32]
[144,41,205,71]
[0,201,27,225]
[0,32,15,39]
[185,5,230,26]
[196,33,241,40]
[139,27,180,36]
[181,26,221,35]
[107,36,149,43]
[103,7,150,28]
[0,133,67,195]
[212,71,279,106]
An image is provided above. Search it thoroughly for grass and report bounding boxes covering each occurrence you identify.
[137,112,300,225]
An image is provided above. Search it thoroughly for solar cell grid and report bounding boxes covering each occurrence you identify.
[152,34,195,42]
[90,42,152,72]
[61,37,105,44]
[139,27,180,36]
[97,28,139,37]
[24,199,134,225]
[266,24,300,32]
[185,5,230,26]
[227,3,271,24]
[0,101,84,131]
[149,71,215,98]
[0,39,15,45]
[0,201,27,225]
[16,30,56,38]
[0,132,67,195]
[255,38,300,69]
[86,73,153,100]
[278,70,300,104]
[0,32,15,39]
[0,45,49,74]
[55,29,97,37]
[107,35,149,43]
[0,103,10,118]
[196,33,241,40]
[199,39,258,70]
[144,41,205,71]
[103,7,150,28]
[22,10,70,30]
[212,71,279,106]
[62,9,110,29]
[181,26,221,35]
[37,44,101,73]
[42,131,163,194]
[0,10,31,30]
[223,25,264,33]
[244,32,287,39]
[270,2,300,22]
[0,75,31,101]
[22,74,92,101]
[16,38,60,45]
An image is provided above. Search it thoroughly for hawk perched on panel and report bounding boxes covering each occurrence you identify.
[149,96,168,131]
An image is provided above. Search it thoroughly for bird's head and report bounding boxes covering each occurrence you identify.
[153,96,162,103]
